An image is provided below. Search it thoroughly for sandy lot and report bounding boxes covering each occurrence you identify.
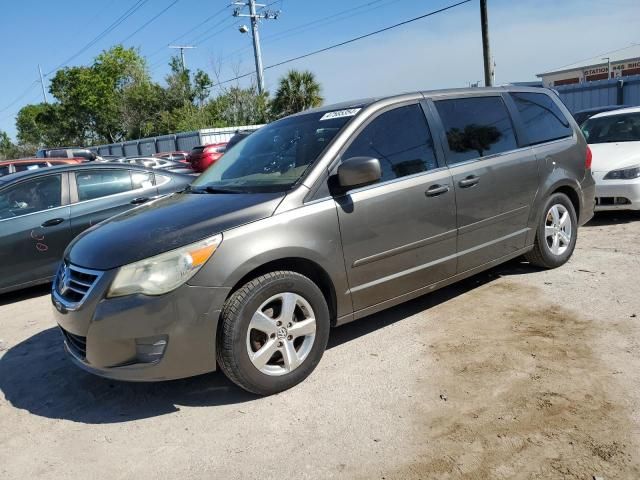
[1,211,639,480]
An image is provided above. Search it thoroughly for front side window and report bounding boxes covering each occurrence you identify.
[511,92,572,145]
[75,169,133,201]
[342,104,438,182]
[435,96,518,164]
[582,112,640,144]
[0,175,62,219]
[193,109,358,192]
[131,171,155,189]
[13,162,46,172]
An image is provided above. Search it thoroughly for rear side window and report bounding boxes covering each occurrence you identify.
[511,92,572,145]
[75,169,133,201]
[0,175,62,219]
[342,104,438,182]
[435,96,518,164]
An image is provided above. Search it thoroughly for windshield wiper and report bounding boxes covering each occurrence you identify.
[187,185,244,194]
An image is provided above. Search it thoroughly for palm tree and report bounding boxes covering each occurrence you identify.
[271,70,323,118]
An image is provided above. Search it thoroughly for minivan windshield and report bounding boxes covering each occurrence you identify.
[191,110,358,193]
[582,112,640,144]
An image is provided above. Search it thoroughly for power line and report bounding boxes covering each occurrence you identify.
[544,42,640,73]
[45,0,150,76]
[0,81,40,113]
[218,0,396,63]
[121,0,181,44]
[212,0,472,88]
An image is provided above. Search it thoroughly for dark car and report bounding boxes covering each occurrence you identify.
[187,143,227,172]
[53,87,595,395]
[36,147,99,162]
[572,105,632,126]
[0,158,83,177]
[0,164,192,294]
[225,130,254,151]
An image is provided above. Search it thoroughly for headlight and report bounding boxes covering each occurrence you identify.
[604,166,640,180]
[107,234,222,297]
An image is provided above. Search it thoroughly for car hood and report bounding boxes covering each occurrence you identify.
[67,191,285,270]
[589,141,640,172]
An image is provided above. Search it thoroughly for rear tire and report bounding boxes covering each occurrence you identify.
[217,271,330,395]
[525,193,577,269]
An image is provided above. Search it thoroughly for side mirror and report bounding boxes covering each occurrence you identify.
[336,156,382,190]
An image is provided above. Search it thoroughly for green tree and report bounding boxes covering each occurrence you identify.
[15,103,67,147]
[271,70,323,118]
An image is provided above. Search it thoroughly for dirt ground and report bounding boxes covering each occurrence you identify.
[1,211,639,480]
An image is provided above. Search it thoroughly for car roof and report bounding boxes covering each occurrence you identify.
[291,86,557,117]
[574,105,630,114]
[0,162,168,185]
[590,105,640,119]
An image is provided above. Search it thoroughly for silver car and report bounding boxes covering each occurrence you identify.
[52,87,595,395]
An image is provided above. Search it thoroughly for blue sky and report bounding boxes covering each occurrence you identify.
[1,0,639,139]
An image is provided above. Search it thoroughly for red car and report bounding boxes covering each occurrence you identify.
[187,143,227,172]
[153,151,190,163]
[0,158,83,177]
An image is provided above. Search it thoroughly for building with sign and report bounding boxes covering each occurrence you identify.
[537,45,640,88]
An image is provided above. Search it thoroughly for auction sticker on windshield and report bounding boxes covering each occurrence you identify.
[320,108,361,121]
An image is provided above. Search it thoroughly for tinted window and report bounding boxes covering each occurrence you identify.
[0,175,62,219]
[342,104,438,181]
[76,169,133,201]
[48,149,68,158]
[582,112,640,144]
[511,92,572,145]
[0,166,12,176]
[436,96,518,164]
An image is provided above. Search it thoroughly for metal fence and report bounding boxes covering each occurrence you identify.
[556,74,640,112]
[91,125,263,157]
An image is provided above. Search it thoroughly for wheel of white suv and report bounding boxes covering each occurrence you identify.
[217,271,330,395]
[525,192,578,269]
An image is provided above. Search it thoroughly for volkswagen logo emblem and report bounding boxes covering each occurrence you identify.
[276,327,288,339]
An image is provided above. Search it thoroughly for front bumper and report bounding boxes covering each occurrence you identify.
[593,171,640,211]
[52,266,230,381]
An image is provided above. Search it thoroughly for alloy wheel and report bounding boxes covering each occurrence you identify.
[544,204,572,256]
[246,292,317,376]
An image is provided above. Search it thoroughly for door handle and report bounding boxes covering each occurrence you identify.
[458,175,480,188]
[130,197,149,205]
[41,218,64,227]
[425,184,450,197]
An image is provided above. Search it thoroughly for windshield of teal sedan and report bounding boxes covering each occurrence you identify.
[192,111,356,192]
[582,112,640,144]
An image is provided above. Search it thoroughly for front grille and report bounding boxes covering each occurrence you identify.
[60,327,87,359]
[55,263,102,306]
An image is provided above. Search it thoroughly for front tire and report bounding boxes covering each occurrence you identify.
[525,193,578,269]
[217,271,330,395]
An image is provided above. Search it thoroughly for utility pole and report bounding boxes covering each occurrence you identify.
[480,0,492,87]
[38,64,48,104]
[233,1,280,94]
[602,57,611,79]
[168,45,196,72]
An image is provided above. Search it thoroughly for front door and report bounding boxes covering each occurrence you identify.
[0,173,72,291]
[333,103,457,312]
[432,95,539,272]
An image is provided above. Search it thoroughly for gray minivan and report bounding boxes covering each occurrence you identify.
[52,87,595,395]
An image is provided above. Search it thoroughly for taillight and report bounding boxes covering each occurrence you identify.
[204,145,227,154]
[585,145,593,170]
